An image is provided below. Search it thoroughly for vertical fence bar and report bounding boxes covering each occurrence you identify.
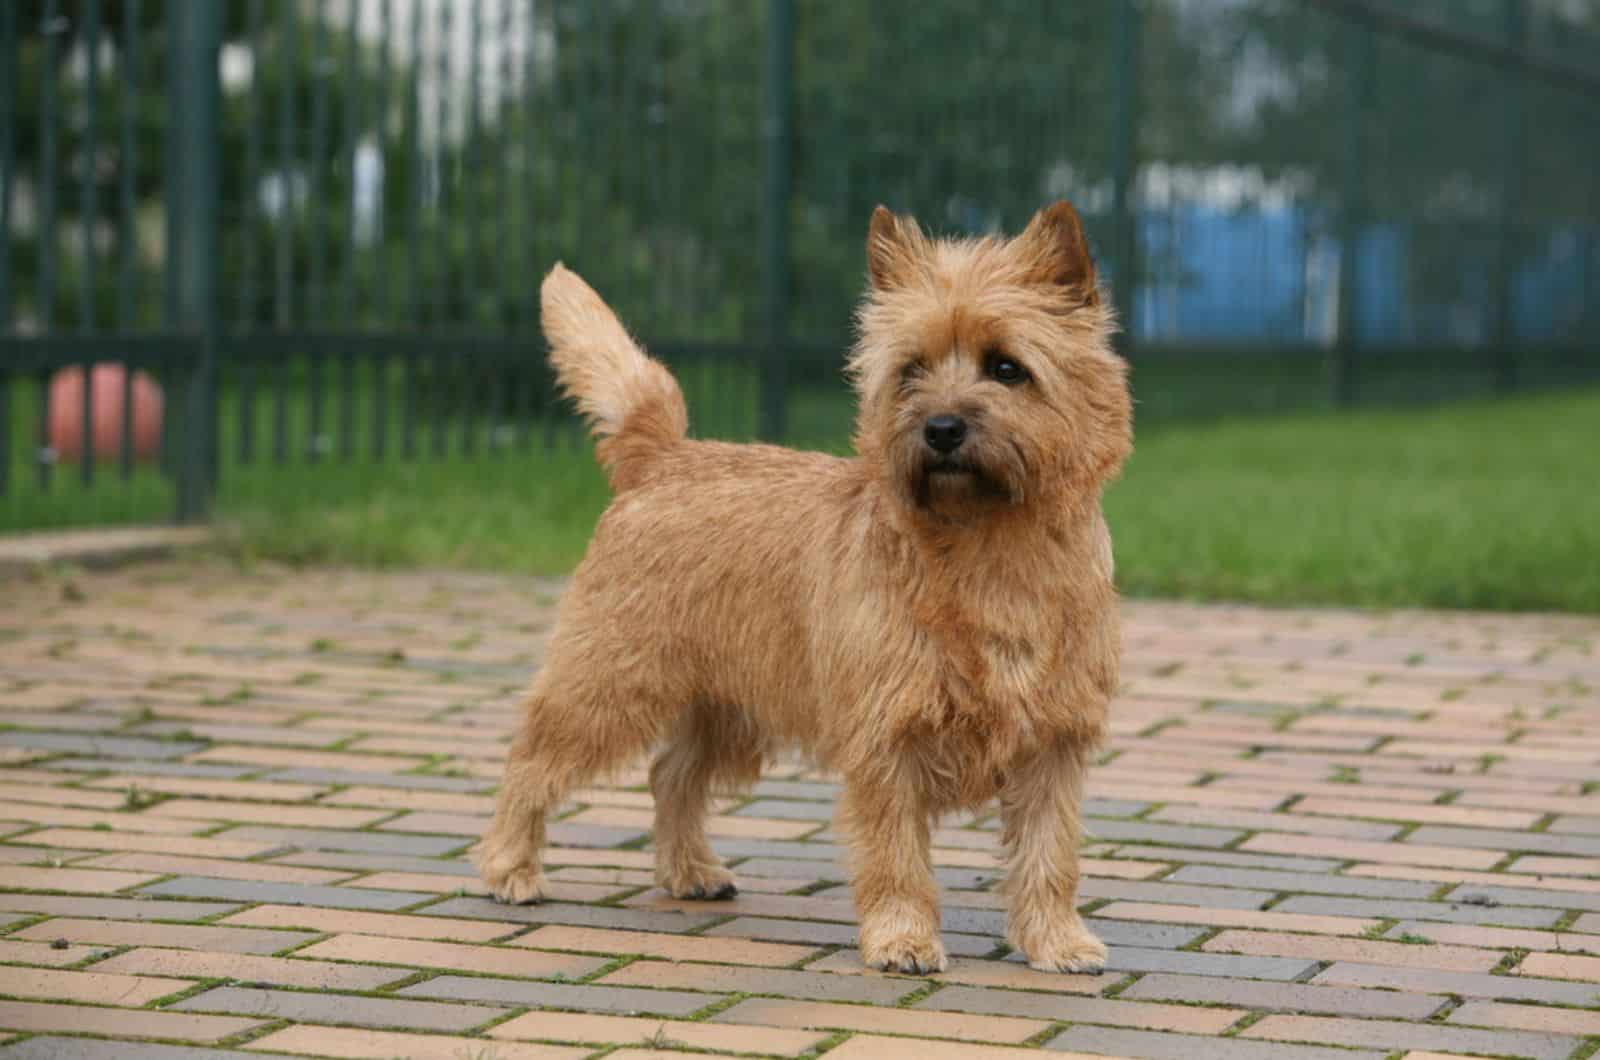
[341,0,360,329]
[0,0,13,333]
[38,0,63,492]
[1333,17,1373,408]
[77,1,103,489]
[465,0,483,333]
[1108,0,1141,356]
[171,1,223,522]
[372,0,393,460]
[117,0,141,334]
[402,0,422,459]
[433,0,452,327]
[494,0,513,332]
[759,0,794,443]
[276,0,298,329]
[308,0,329,327]
[520,0,540,336]
[240,0,265,465]
[0,1,12,498]
[1492,0,1527,392]
[81,0,102,336]
[338,0,360,461]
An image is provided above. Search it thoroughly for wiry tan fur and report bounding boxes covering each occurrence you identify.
[474,201,1133,974]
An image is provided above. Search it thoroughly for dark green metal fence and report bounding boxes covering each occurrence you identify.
[3,0,1598,530]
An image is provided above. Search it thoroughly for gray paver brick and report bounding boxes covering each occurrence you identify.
[137,875,432,910]
[217,825,466,856]
[1242,1014,1578,1060]
[0,894,240,921]
[1407,824,1600,856]
[419,896,724,933]
[1118,971,1446,1019]
[0,1040,302,1060]
[1047,1026,1386,1060]
[1272,895,1564,928]
[1166,864,1439,900]
[171,985,506,1031]
[1310,962,1600,1006]
[398,975,716,1016]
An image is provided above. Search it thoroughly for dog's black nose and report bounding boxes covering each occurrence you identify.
[923,414,967,454]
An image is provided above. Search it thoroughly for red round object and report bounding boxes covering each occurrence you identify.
[47,363,165,463]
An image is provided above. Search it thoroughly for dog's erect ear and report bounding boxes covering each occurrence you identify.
[1017,201,1101,306]
[866,205,926,291]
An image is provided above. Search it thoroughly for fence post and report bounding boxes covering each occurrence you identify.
[759,0,794,443]
[1109,0,1141,356]
[1491,0,1526,391]
[169,2,222,522]
[1333,17,1373,407]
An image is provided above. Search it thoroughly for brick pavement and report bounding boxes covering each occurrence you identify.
[0,558,1597,1059]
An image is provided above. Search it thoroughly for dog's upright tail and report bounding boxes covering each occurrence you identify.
[541,264,688,490]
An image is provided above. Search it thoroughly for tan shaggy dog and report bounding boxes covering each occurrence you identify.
[474,201,1132,974]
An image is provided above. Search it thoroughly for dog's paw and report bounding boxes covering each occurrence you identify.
[861,932,948,976]
[485,866,549,905]
[1019,929,1107,975]
[660,863,740,901]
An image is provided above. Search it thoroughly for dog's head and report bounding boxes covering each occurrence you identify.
[849,201,1132,524]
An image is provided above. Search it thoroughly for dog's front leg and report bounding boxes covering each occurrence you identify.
[842,771,946,974]
[1001,740,1107,973]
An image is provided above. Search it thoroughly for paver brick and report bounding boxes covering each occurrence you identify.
[88,945,413,990]
[712,997,1052,1044]
[171,985,508,1032]
[79,850,355,884]
[515,923,820,966]
[0,999,263,1042]
[1117,971,1445,1020]
[918,985,1244,1032]
[0,1039,300,1060]
[219,903,518,941]
[597,958,916,1004]
[242,1026,587,1060]
[829,1036,1119,1060]
[0,964,190,1005]
[487,1010,828,1055]
[398,975,717,1016]
[295,933,608,979]
[1449,1000,1600,1036]
[10,917,318,954]
[1201,929,1503,973]
[1241,1014,1578,1060]
[1046,1026,1385,1060]
[1309,962,1600,1006]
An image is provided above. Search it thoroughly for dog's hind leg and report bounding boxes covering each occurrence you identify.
[650,705,763,900]
[474,668,665,905]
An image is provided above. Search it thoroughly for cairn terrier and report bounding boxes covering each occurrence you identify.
[474,201,1132,974]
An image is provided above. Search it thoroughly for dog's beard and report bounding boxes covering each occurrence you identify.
[900,441,1025,516]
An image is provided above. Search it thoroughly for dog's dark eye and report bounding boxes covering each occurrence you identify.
[899,361,927,386]
[986,353,1028,385]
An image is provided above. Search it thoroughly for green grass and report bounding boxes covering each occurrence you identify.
[6,359,1599,612]
[217,386,1600,614]
[1104,387,1600,612]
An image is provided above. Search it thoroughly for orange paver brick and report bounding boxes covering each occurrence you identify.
[822,1036,1128,1060]
[1450,1000,1600,1036]
[11,826,280,859]
[0,999,264,1042]
[10,917,318,954]
[1202,929,1503,973]
[219,903,518,942]
[0,864,162,894]
[0,964,190,1005]
[1514,951,1600,981]
[88,945,415,990]
[78,850,356,884]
